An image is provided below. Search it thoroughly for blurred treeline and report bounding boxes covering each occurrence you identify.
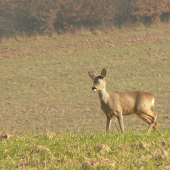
[1,0,170,40]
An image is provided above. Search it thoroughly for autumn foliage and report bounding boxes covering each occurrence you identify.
[1,0,170,39]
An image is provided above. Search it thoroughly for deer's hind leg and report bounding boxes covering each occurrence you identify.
[137,112,158,131]
[144,110,157,132]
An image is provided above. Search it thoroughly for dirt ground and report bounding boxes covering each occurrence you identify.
[1,29,170,60]
[0,27,170,134]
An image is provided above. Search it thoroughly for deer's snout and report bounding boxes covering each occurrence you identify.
[92,87,97,91]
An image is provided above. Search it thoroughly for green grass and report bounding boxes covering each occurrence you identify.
[0,131,170,169]
[0,26,170,169]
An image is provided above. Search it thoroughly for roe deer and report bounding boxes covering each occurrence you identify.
[88,68,158,133]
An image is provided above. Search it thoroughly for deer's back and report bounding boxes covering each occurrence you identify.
[108,91,154,115]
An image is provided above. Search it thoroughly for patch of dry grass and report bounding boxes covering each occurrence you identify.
[0,25,170,134]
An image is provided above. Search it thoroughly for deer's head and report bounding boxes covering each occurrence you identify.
[88,68,106,91]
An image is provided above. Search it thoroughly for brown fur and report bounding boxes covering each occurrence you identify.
[88,68,158,133]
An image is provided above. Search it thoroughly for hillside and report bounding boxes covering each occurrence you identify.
[0,26,170,134]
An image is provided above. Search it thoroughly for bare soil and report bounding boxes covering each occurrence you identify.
[1,29,170,60]
[0,27,170,134]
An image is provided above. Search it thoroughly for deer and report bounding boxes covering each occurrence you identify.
[88,68,158,133]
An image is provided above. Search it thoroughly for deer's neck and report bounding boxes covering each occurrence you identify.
[98,88,110,103]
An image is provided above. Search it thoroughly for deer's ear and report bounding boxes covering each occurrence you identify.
[88,71,96,80]
[101,68,106,78]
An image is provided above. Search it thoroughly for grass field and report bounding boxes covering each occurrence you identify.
[0,25,170,135]
[0,131,170,169]
[0,25,170,169]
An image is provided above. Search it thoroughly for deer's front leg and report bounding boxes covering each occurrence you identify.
[106,115,111,133]
[117,113,124,133]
